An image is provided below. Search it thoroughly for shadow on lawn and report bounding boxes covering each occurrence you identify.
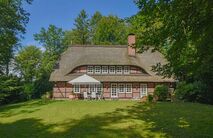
[0,100,54,117]
[0,102,213,138]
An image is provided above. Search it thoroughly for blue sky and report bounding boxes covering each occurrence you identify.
[22,0,139,46]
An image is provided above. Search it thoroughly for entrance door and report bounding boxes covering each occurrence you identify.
[111,83,118,98]
[140,84,147,98]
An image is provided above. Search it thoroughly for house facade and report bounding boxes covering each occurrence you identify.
[49,35,175,99]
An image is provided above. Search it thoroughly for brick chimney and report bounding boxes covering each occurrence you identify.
[128,34,136,56]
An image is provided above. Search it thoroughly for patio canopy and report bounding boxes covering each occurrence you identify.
[68,74,100,85]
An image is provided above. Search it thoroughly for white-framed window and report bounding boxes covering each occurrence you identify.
[102,66,108,74]
[118,84,125,93]
[111,83,118,97]
[73,84,80,93]
[116,66,123,74]
[126,83,132,93]
[124,66,130,74]
[109,66,116,74]
[87,66,94,74]
[95,66,101,74]
[140,84,148,97]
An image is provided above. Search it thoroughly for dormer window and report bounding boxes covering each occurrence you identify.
[116,66,123,74]
[124,66,130,74]
[102,66,108,74]
[87,66,93,74]
[95,66,101,74]
[109,66,116,74]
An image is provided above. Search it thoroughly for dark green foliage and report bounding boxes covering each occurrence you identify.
[33,25,66,98]
[0,75,25,105]
[64,10,130,45]
[72,10,90,44]
[15,45,42,82]
[175,81,208,103]
[23,83,34,100]
[154,85,169,101]
[33,73,53,98]
[93,15,128,45]
[132,0,213,104]
[0,0,32,75]
[34,25,66,56]
[147,94,154,102]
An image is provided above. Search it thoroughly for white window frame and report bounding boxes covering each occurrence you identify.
[111,83,118,97]
[124,66,130,74]
[126,83,132,93]
[118,83,125,93]
[94,66,101,74]
[109,66,116,74]
[102,66,108,74]
[73,84,80,93]
[87,66,94,74]
[140,83,148,97]
[116,66,123,74]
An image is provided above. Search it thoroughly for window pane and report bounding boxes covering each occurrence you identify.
[124,66,130,74]
[102,66,108,74]
[118,84,125,93]
[126,84,132,93]
[74,84,80,93]
[109,66,115,74]
[95,66,101,74]
[87,66,93,74]
[116,66,123,74]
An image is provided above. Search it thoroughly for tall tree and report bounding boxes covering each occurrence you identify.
[93,15,128,45]
[15,45,42,83]
[90,11,102,44]
[132,0,213,103]
[34,25,66,73]
[34,25,66,56]
[0,0,32,75]
[73,9,90,44]
[34,25,66,97]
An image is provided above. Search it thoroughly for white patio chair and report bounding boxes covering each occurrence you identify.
[91,92,96,99]
[83,92,88,100]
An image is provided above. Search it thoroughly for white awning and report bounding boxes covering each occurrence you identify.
[68,74,100,85]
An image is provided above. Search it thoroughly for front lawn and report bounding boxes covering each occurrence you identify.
[0,100,213,138]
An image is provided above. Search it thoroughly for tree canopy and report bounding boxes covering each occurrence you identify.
[132,0,213,103]
[15,45,42,82]
[0,0,32,75]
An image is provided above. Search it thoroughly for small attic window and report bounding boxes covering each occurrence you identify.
[102,66,108,74]
[116,66,123,74]
[95,66,101,74]
[109,66,116,74]
[87,66,93,74]
[124,66,130,74]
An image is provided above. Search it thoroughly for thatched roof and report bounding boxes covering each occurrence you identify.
[49,45,175,82]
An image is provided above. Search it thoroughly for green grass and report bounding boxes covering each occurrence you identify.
[0,100,213,138]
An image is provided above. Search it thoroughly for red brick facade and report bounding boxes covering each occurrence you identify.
[52,81,173,99]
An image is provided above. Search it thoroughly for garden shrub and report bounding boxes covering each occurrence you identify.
[175,81,207,102]
[154,85,169,101]
[0,75,24,105]
[147,94,154,102]
[23,83,34,100]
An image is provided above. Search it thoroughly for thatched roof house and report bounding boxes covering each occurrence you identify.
[50,34,175,99]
